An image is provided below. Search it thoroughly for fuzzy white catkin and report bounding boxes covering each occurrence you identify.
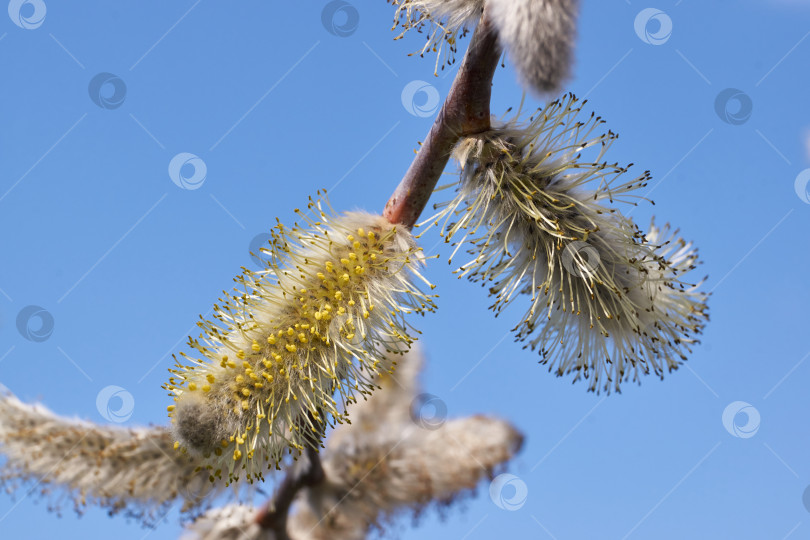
[0,391,231,521]
[430,95,709,393]
[320,416,523,514]
[300,346,522,533]
[488,0,579,94]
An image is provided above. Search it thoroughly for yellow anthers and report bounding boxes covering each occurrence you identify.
[165,202,436,483]
[167,405,176,412]
[187,383,197,391]
[173,441,181,450]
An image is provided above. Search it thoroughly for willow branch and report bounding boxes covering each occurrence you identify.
[383,11,502,228]
[254,415,325,539]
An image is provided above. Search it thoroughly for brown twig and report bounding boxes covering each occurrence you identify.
[252,10,502,539]
[254,412,326,539]
[383,11,502,228]
[254,444,324,538]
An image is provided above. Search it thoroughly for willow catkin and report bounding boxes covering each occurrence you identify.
[430,94,709,393]
[166,197,436,483]
[0,391,227,522]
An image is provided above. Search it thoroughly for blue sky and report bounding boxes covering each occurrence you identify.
[1,1,810,539]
